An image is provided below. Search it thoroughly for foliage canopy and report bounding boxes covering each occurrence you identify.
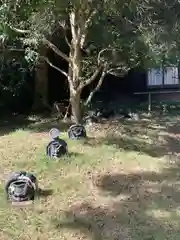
[1,0,180,120]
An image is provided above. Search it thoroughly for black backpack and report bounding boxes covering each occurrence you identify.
[46,137,67,158]
[68,124,87,140]
[5,171,38,202]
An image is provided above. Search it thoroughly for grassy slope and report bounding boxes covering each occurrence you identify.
[0,114,180,239]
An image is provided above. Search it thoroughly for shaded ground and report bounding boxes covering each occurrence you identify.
[83,113,180,158]
[54,162,180,240]
[0,113,180,239]
[0,114,71,137]
[0,114,36,136]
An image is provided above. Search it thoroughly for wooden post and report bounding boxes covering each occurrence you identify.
[148,92,151,115]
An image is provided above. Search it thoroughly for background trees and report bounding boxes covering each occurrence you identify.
[1,0,180,121]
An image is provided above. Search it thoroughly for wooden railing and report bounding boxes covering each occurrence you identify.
[134,90,180,113]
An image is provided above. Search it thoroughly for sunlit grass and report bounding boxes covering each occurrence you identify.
[0,115,180,239]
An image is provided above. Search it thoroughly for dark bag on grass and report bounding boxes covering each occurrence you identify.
[46,138,67,158]
[68,124,86,140]
[47,128,68,158]
[5,171,38,202]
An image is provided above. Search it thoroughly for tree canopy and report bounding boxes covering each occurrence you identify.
[1,0,180,122]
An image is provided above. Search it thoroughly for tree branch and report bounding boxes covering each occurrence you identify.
[69,11,77,41]
[7,25,30,34]
[80,9,97,48]
[43,39,70,63]
[85,9,97,28]
[85,67,107,106]
[97,48,113,64]
[79,65,103,90]
[40,56,68,77]
[58,22,71,48]
[0,48,24,52]
[64,33,71,48]
[107,66,129,77]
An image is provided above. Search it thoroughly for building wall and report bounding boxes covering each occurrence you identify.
[148,67,179,86]
[147,66,180,103]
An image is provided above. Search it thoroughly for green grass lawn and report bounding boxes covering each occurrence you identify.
[0,114,180,239]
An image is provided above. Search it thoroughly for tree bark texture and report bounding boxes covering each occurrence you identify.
[68,11,83,123]
[70,90,82,124]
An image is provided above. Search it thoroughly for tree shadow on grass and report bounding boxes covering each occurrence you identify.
[52,165,180,240]
[95,169,180,199]
[53,213,102,240]
[0,115,37,136]
[27,119,72,134]
[103,136,167,157]
[0,114,72,137]
[50,115,180,239]
[84,115,180,157]
[167,124,180,135]
[84,135,173,158]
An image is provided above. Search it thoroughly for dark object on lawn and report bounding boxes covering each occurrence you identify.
[122,112,139,120]
[84,115,98,125]
[46,138,68,157]
[84,110,100,124]
[122,113,132,119]
[96,109,115,119]
[132,113,140,121]
[68,124,87,139]
[5,171,38,202]
[47,128,68,158]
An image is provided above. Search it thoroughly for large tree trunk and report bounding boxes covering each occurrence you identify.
[32,46,50,111]
[68,11,83,123]
[68,9,100,123]
[70,90,82,124]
